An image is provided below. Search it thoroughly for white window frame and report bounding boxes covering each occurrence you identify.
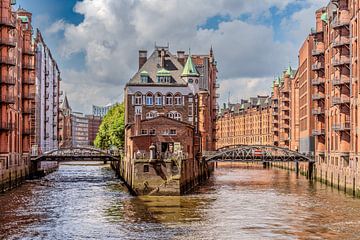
[146,93,153,106]
[155,93,162,106]
[165,94,173,105]
[135,93,142,105]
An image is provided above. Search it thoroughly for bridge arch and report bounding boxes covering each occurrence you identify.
[205,145,314,163]
[34,147,120,162]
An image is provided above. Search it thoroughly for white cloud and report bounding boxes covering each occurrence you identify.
[45,0,328,112]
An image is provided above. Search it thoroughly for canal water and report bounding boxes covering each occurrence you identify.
[1,163,360,240]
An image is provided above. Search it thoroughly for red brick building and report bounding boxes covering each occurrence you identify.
[87,114,102,146]
[123,46,218,195]
[0,1,36,190]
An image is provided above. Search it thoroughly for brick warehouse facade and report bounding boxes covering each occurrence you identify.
[123,46,218,195]
[216,96,272,149]
[215,0,360,196]
[0,1,37,191]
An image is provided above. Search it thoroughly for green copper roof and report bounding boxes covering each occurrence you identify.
[321,12,328,23]
[256,99,261,106]
[156,68,171,77]
[140,70,149,76]
[18,16,29,23]
[181,55,199,77]
[240,103,244,110]
[264,98,269,104]
[276,76,281,85]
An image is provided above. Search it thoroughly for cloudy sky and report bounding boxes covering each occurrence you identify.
[17,0,328,113]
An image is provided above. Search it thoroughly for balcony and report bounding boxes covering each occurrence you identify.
[214,83,220,88]
[332,38,350,48]
[312,108,325,115]
[312,49,324,56]
[0,94,15,104]
[312,93,325,100]
[0,37,16,47]
[0,56,16,66]
[332,58,350,67]
[332,96,350,105]
[23,93,35,100]
[22,128,35,135]
[332,20,350,29]
[272,111,278,116]
[23,106,35,115]
[0,75,16,85]
[0,17,16,28]
[282,115,290,120]
[23,77,35,85]
[23,48,35,56]
[23,63,35,70]
[312,62,324,71]
[332,122,351,131]
[332,78,350,86]
[312,129,325,136]
[282,105,290,111]
[310,27,323,35]
[0,122,14,131]
[311,78,325,85]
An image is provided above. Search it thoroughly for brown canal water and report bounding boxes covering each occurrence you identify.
[1,163,360,240]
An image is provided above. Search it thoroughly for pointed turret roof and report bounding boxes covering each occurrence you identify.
[60,94,71,110]
[181,55,199,77]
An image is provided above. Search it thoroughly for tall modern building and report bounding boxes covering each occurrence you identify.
[35,29,61,153]
[92,104,114,117]
[71,112,89,147]
[0,2,36,190]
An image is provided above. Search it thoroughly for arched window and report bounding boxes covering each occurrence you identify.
[174,112,182,121]
[155,93,162,106]
[167,112,174,119]
[167,111,182,121]
[174,93,182,105]
[146,92,153,106]
[165,93,173,105]
[146,111,158,119]
[135,92,142,105]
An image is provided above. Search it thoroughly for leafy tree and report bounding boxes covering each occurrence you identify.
[94,103,125,150]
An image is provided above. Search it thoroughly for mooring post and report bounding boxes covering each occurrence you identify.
[308,162,314,180]
[295,161,299,176]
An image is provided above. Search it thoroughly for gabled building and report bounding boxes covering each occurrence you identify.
[123,46,217,195]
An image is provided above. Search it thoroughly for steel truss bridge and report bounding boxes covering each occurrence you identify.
[32,147,121,162]
[204,145,315,163]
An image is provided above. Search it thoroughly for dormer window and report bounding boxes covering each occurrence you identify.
[188,79,193,84]
[140,70,149,83]
[157,69,171,83]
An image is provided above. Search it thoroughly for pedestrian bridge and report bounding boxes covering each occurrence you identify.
[32,147,121,162]
[204,145,315,163]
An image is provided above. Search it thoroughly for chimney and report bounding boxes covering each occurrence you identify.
[139,50,147,69]
[177,51,185,65]
[160,49,165,68]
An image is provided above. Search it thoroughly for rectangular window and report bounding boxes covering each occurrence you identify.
[170,129,177,135]
[141,129,148,135]
[155,96,162,105]
[146,96,153,106]
[188,105,193,117]
[143,165,149,172]
[149,129,156,135]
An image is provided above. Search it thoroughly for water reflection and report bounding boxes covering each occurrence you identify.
[1,164,360,239]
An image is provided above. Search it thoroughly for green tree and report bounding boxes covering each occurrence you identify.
[94,103,125,150]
